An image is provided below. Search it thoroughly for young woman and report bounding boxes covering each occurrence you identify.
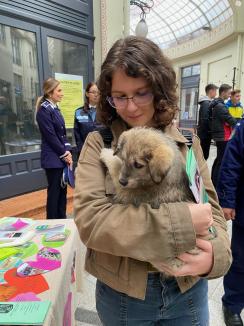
[74,36,231,325]
[74,82,100,154]
[36,77,72,219]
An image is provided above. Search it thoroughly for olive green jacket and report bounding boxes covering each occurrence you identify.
[74,120,232,300]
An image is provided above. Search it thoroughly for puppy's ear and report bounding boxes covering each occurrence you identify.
[114,137,125,156]
[148,144,174,184]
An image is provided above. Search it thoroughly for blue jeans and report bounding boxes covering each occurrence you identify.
[96,273,209,325]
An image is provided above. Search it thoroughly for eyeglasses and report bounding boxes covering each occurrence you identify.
[106,92,153,109]
[88,91,100,95]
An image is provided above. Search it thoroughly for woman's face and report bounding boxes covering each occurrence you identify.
[86,84,100,106]
[111,69,155,127]
[49,84,63,104]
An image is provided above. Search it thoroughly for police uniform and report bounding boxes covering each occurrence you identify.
[74,105,101,153]
[217,119,244,316]
[36,99,71,219]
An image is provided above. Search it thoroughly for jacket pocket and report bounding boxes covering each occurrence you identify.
[94,251,121,274]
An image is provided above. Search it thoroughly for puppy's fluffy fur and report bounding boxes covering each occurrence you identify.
[100,127,194,208]
[100,127,203,272]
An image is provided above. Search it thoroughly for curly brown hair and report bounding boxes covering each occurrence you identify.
[96,36,178,128]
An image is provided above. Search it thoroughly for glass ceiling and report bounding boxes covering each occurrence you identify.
[130,0,233,49]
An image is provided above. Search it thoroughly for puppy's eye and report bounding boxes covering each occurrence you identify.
[134,161,144,169]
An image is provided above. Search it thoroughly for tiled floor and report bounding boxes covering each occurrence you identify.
[74,145,243,325]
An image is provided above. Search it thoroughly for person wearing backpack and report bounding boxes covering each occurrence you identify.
[74,36,231,326]
[210,84,236,188]
[197,84,218,160]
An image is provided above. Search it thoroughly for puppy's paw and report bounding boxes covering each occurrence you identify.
[100,148,114,165]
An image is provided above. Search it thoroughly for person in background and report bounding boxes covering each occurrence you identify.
[217,119,244,326]
[226,89,243,122]
[74,36,231,325]
[74,82,100,154]
[36,77,72,219]
[197,83,218,160]
[210,83,236,188]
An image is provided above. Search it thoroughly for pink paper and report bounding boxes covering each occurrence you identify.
[29,256,61,271]
[12,219,28,231]
[17,247,62,277]
[63,292,72,326]
[10,291,41,302]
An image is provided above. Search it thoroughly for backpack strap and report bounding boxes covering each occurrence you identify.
[186,133,193,148]
[178,128,193,148]
[98,127,113,148]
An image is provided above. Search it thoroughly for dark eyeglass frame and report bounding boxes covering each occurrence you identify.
[106,92,154,109]
[88,91,100,95]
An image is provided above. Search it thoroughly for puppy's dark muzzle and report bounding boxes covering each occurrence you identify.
[119,179,128,186]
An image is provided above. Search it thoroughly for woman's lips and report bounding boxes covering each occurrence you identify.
[128,115,142,119]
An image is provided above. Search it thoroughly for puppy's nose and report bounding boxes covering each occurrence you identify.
[119,178,128,186]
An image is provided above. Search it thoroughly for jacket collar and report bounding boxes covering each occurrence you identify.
[110,119,188,148]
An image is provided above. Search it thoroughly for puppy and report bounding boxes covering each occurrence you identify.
[100,127,211,273]
[100,127,194,208]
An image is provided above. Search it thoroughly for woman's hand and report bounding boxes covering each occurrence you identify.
[63,151,73,165]
[188,203,213,236]
[222,208,235,221]
[152,238,214,277]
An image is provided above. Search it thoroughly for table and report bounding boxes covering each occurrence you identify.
[40,219,83,326]
[1,218,83,326]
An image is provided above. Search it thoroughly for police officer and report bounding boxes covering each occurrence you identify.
[36,77,72,219]
[217,119,244,326]
[74,82,100,154]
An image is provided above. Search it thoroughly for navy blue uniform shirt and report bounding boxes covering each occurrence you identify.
[36,100,71,169]
[74,106,101,153]
[217,118,244,226]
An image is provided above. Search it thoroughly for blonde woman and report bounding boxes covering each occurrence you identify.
[36,77,72,219]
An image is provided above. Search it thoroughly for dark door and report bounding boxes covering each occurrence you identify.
[0,16,46,200]
[0,19,93,199]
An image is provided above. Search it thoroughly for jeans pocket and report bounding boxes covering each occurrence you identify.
[186,279,209,326]
[96,280,128,326]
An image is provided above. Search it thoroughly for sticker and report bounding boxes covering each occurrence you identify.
[10,291,41,302]
[17,247,61,277]
[42,229,70,248]
[1,267,49,300]
[36,224,65,233]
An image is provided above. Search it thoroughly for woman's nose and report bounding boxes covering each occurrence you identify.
[126,98,138,111]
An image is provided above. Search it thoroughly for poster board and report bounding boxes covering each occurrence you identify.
[55,73,83,128]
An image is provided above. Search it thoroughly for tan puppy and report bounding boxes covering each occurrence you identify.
[100,127,208,272]
[100,127,194,208]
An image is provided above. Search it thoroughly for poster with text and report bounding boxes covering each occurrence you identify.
[55,73,83,128]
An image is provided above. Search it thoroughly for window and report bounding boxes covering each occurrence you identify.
[0,25,40,156]
[0,24,6,44]
[11,33,21,65]
[130,0,233,49]
[180,64,200,128]
[180,87,199,121]
[47,36,89,86]
[29,51,33,67]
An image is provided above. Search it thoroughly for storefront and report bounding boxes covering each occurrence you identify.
[0,0,94,199]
